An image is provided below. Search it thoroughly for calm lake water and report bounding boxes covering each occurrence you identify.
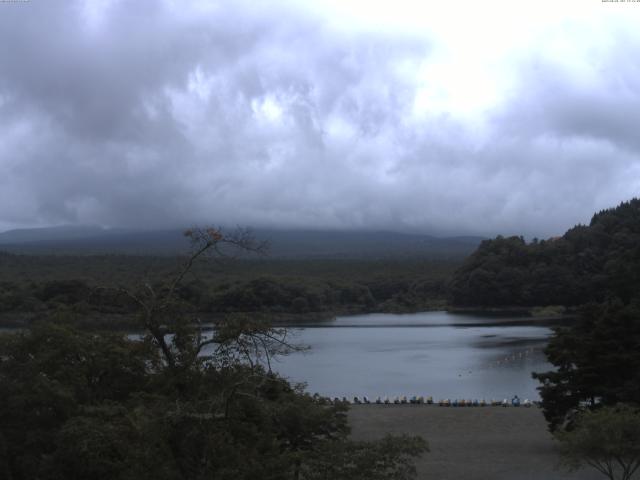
[269,311,555,400]
[0,311,556,400]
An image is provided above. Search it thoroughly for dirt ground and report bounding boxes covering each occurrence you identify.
[348,405,604,480]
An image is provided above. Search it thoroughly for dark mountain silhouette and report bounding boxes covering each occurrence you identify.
[0,226,483,259]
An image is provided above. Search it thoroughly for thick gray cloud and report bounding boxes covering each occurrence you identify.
[0,0,639,237]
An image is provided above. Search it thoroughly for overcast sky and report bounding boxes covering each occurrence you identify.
[1,0,639,237]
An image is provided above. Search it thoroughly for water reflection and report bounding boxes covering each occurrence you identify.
[0,311,555,400]
[272,311,554,400]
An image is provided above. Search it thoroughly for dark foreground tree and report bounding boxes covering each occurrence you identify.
[533,298,640,431]
[0,227,427,479]
[555,405,640,480]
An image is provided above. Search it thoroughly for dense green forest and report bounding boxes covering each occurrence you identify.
[0,254,457,329]
[450,198,640,308]
[0,226,472,329]
[0,322,427,480]
[0,228,428,480]
[445,200,640,433]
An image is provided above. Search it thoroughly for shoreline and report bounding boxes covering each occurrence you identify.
[0,307,573,331]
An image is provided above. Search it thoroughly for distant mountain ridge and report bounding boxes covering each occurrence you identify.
[0,225,119,243]
[0,225,483,259]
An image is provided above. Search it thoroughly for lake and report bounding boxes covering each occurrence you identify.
[0,310,556,401]
[268,311,556,401]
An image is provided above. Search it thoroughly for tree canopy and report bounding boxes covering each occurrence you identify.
[0,227,428,480]
[555,404,640,480]
[533,299,640,430]
[449,199,640,434]
[450,198,640,307]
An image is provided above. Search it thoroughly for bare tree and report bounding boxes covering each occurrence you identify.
[118,226,298,370]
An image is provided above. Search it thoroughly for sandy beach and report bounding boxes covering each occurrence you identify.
[349,405,603,480]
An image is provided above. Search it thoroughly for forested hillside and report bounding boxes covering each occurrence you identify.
[0,255,455,328]
[450,199,640,307]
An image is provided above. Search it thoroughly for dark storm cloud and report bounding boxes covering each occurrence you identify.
[0,0,638,236]
[497,48,640,154]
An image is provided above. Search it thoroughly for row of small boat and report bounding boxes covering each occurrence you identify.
[314,395,536,407]
[438,398,534,407]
